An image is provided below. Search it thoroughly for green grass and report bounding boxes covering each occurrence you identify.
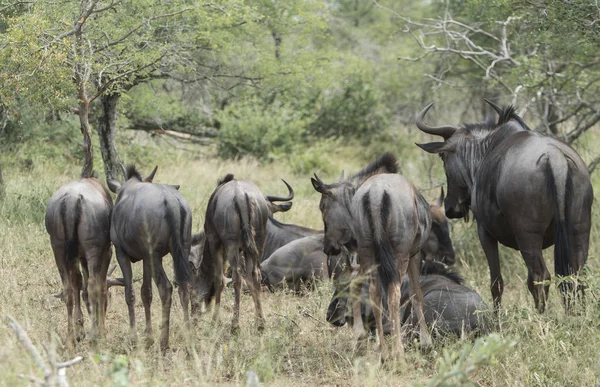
[0,127,599,386]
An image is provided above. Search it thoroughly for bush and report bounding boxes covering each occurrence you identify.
[216,99,307,160]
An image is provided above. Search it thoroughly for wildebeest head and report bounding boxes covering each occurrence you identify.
[311,153,398,255]
[423,188,456,265]
[415,100,528,219]
[107,165,160,193]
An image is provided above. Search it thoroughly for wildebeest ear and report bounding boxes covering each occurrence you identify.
[168,184,180,190]
[311,176,331,196]
[144,165,158,182]
[107,179,121,193]
[415,142,450,154]
[271,201,292,213]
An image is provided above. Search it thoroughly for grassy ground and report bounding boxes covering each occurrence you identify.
[0,128,599,386]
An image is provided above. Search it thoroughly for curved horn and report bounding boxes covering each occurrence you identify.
[266,179,294,202]
[484,98,503,117]
[416,103,457,140]
[313,173,325,186]
[144,165,158,182]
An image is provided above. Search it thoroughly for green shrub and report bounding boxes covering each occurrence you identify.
[216,99,307,160]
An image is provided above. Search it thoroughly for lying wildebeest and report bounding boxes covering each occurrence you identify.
[195,174,293,332]
[326,190,456,327]
[312,152,432,360]
[108,165,192,351]
[45,172,113,346]
[262,188,455,293]
[341,260,488,338]
[260,234,327,292]
[415,101,593,312]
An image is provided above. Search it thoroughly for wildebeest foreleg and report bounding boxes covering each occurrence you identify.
[408,255,432,348]
[115,248,137,343]
[351,273,367,353]
[478,224,504,310]
[141,258,153,344]
[178,283,190,329]
[152,258,173,352]
[244,255,265,331]
[369,275,388,361]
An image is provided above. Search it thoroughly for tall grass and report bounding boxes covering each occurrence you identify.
[0,126,599,386]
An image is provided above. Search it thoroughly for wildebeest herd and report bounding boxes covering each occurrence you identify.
[45,101,593,363]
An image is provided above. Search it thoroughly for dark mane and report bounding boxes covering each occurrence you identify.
[421,260,464,285]
[462,104,530,132]
[351,152,398,180]
[217,173,235,186]
[125,164,142,181]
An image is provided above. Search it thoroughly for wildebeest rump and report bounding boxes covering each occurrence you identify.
[45,173,113,346]
[260,234,327,292]
[416,101,593,312]
[311,153,433,360]
[108,165,192,351]
[196,174,293,332]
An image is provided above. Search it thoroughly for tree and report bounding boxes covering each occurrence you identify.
[378,0,600,158]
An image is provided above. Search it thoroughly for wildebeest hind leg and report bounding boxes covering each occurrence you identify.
[369,274,387,361]
[408,254,432,348]
[152,256,173,352]
[387,280,404,361]
[244,254,265,331]
[70,264,85,342]
[115,247,136,344]
[85,247,108,343]
[141,257,153,345]
[227,245,242,333]
[519,246,549,313]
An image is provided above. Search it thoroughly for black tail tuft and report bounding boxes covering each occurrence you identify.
[166,200,192,285]
[217,173,235,186]
[545,162,573,281]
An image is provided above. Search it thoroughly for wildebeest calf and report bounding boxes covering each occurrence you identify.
[45,172,113,347]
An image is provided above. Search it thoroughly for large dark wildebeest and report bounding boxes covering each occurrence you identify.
[196,174,293,332]
[45,172,113,347]
[108,165,192,351]
[311,153,433,360]
[416,101,593,312]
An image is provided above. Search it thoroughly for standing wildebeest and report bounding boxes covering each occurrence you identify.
[108,165,192,351]
[45,173,113,347]
[196,174,293,332]
[311,153,433,360]
[415,101,593,312]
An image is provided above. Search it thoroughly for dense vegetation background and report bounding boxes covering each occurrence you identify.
[0,0,598,385]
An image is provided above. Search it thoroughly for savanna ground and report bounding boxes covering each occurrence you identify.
[1,127,599,386]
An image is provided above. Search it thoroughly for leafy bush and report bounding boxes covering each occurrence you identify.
[216,99,307,160]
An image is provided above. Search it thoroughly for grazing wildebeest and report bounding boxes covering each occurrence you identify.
[260,234,327,292]
[415,101,593,312]
[196,174,293,332]
[312,153,433,360]
[108,165,192,351]
[45,172,113,346]
[424,188,456,266]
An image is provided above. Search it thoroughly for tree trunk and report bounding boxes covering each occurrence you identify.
[96,93,124,181]
[78,99,94,178]
[0,151,5,200]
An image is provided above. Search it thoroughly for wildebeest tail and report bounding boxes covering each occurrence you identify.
[60,195,83,270]
[235,193,259,269]
[363,191,398,290]
[165,199,192,285]
[545,156,574,282]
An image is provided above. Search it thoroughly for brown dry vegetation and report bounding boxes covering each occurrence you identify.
[1,129,599,386]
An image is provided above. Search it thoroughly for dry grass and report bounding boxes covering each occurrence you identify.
[1,129,599,386]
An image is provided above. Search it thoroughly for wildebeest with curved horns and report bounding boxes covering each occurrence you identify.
[108,165,192,351]
[45,172,113,347]
[195,174,293,332]
[415,100,593,312]
[311,153,433,360]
